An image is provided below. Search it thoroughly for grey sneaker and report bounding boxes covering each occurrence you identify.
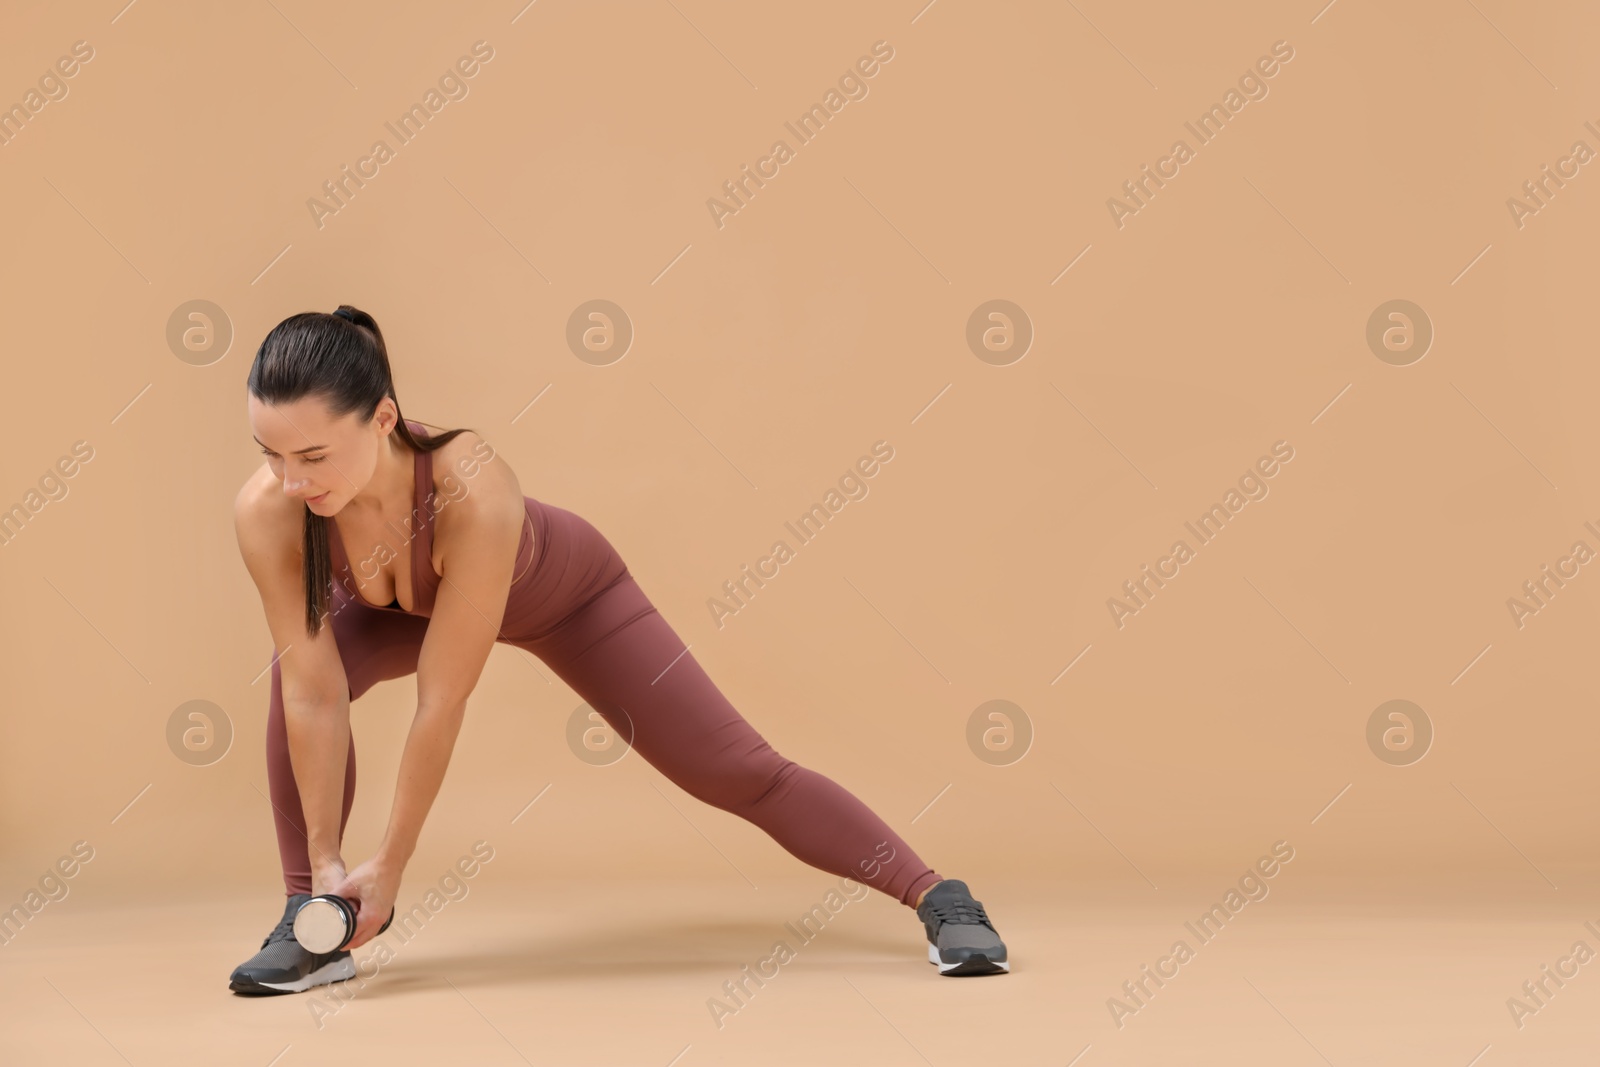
[228,893,357,995]
[916,879,1009,976]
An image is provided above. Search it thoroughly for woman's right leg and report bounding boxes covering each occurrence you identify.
[263,605,431,896]
[265,652,353,897]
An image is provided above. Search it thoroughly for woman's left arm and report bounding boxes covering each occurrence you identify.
[340,443,525,948]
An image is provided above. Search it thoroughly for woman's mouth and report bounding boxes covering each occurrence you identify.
[307,491,330,504]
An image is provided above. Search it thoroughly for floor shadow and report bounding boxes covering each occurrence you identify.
[341,915,918,998]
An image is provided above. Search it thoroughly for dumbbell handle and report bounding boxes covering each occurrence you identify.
[297,895,398,952]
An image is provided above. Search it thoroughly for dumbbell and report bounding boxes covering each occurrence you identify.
[292,894,396,953]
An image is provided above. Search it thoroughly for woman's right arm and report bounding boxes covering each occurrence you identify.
[233,477,352,893]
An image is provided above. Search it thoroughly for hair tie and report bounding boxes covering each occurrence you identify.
[332,308,355,321]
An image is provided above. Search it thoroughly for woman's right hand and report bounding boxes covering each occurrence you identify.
[310,856,348,899]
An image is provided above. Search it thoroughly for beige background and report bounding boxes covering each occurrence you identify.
[2,0,1598,1063]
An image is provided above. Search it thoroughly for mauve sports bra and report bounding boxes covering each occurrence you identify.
[327,419,536,618]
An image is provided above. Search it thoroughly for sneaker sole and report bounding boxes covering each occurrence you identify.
[928,941,1010,975]
[230,954,356,995]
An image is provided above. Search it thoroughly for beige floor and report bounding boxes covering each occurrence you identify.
[3,872,1597,1065]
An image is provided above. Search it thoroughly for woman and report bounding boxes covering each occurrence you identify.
[227,305,1009,994]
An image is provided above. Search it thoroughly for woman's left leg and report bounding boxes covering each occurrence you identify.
[519,570,944,909]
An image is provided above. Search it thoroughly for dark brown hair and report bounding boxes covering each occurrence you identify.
[247,304,472,637]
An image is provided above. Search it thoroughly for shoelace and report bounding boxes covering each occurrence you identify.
[927,896,992,928]
[260,910,299,950]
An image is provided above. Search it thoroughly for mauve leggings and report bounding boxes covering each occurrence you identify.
[263,497,943,909]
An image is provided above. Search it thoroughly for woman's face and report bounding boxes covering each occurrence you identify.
[248,394,394,515]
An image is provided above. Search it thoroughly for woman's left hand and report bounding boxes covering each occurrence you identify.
[330,854,401,950]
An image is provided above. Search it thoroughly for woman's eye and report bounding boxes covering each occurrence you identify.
[260,448,325,463]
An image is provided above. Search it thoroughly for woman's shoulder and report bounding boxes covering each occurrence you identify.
[424,426,525,556]
[423,425,518,502]
[233,462,303,561]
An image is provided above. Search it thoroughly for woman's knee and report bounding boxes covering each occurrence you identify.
[675,751,800,813]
